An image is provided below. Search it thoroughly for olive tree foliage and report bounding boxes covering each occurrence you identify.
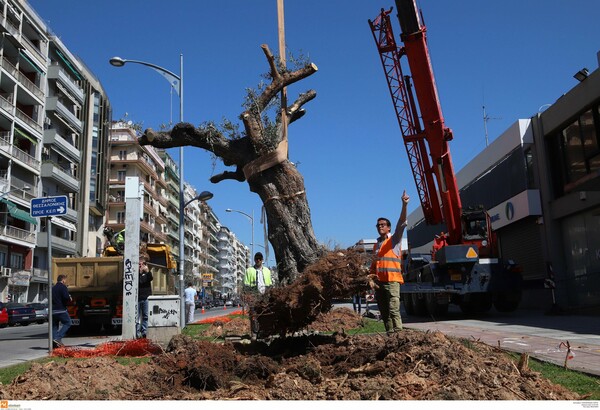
[138,45,324,283]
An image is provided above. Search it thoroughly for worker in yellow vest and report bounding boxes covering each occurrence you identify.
[243,252,272,339]
[370,190,409,334]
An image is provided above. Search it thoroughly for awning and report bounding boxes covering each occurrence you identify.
[0,198,37,225]
[55,49,81,80]
[50,216,76,232]
[14,127,38,145]
[19,49,44,75]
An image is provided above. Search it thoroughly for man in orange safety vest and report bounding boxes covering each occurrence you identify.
[370,190,409,334]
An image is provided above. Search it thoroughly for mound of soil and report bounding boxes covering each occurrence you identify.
[0,252,583,400]
[0,326,580,400]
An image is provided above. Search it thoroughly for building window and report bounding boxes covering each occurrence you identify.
[117,170,126,181]
[117,212,125,224]
[525,148,535,188]
[559,106,600,191]
[562,118,586,183]
[119,150,127,160]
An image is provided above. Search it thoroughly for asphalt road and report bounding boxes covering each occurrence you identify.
[0,306,235,368]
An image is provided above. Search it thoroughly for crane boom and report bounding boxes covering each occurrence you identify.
[368,1,522,316]
[369,0,462,245]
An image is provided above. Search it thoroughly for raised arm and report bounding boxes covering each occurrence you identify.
[391,190,410,244]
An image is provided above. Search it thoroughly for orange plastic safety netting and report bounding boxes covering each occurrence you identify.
[193,309,244,325]
[51,338,162,358]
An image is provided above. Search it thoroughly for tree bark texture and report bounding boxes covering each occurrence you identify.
[139,45,323,283]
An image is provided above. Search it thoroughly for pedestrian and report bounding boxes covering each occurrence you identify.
[137,251,153,338]
[352,293,362,314]
[51,274,72,348]
[184,282,197,325]
[243,252,272,339]
[370,190,409,334]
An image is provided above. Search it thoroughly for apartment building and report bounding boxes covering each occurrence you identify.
[157,149,180,262]
[0,0,45,303]
[106,121,167,247]
[0,0,112,303]
[216,225,249,298]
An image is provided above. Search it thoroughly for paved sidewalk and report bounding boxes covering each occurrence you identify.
[402,308,600,376]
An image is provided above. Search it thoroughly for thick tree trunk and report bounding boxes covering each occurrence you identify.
[139,44,322,282]
[249,162,321,283]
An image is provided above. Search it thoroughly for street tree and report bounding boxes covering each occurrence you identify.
[139,45,323,283]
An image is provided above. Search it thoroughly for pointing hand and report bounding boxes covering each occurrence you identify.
[402,190,410,204]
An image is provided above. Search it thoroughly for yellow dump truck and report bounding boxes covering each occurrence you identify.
[52,244,176,331]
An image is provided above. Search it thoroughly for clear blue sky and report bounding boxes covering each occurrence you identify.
[28,0,600,252]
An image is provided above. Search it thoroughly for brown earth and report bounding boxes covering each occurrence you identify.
[0,309,580,400]
[0,252,583,400]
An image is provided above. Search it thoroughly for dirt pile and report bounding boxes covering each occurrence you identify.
[0,323,580,400]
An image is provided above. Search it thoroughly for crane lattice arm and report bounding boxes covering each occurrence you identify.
[369,1,463,244]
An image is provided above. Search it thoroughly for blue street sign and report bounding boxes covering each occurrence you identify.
[30,196,68,217]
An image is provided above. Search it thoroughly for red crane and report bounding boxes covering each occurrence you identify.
[368,1,521,315]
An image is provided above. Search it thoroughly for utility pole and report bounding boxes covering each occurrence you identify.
[122,177,142,339]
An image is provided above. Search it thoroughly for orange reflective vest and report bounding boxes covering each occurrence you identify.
[371,236,404,284]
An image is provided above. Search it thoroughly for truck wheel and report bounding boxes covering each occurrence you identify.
[459,293,492,314]
[425,293,449,317]
[402,294,415,315]
[411,293,427,316]
[493,290,521,312]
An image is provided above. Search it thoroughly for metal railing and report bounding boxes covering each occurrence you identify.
[0,93,14,114]
[15,107,42,133]
[0,223,36,243]
[16,69,44,100]
[1,56,17,78]
[11,144,40,170]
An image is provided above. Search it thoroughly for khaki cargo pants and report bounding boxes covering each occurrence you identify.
[375,281,403,333]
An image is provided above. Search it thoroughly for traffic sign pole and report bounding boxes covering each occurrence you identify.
[30,196,68,354]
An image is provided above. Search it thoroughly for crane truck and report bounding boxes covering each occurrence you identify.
[368,1,522,316]
[52,243,176,331]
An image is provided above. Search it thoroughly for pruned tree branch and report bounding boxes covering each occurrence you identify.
[210,169,246,183]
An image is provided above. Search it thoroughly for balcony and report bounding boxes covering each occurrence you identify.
[45,97,83,133]
[40,161,79,192]
[48,64,84,103]
[0,56,18,79]
[43,129,81,163]
[0,93,14,115]
[0,223,35,245]
[21,36,46,67]
[62,206,78,223]
[16,69,44,102]
[36,232,76,254]
[31,268,49,283]
[10,144,40,171]
[15,108,42,134]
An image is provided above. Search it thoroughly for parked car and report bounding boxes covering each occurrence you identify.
[4,302,37,326]
[225,300,233,307]
[26,303,48,324]
[0,303,8,328]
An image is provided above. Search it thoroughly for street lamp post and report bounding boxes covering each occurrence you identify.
[225,208,254,263]
[110,54,191,328]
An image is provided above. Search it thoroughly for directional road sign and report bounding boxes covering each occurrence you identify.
[30,196,68,217]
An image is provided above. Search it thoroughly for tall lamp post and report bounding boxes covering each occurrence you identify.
[225,208,254,263]
[110,54,191,328]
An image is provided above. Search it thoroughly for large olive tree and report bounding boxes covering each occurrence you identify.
[139,45,323,283]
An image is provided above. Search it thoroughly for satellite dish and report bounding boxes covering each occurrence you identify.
[127,120,133,125]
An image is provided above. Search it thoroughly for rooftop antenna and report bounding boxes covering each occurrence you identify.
[482,105,501,147]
